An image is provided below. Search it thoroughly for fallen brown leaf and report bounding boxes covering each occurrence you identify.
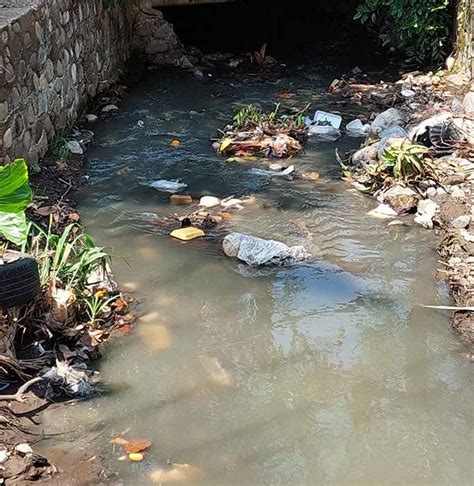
[123,438,152,454]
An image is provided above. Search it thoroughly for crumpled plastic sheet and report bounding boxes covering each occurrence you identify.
[223,232,310,267]
[42,360,96,400]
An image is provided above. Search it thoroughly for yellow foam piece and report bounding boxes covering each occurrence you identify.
[170,227,205,241]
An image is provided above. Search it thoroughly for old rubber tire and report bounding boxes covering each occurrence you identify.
[0,251,41,309]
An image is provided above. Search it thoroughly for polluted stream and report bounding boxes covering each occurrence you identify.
[40,65,473,484]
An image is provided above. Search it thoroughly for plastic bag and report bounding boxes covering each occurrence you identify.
[223,232,310,266]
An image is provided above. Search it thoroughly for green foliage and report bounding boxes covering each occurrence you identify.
[355,0,452,65]
[372,141,431,180]
[231,103,306,130]
[23,220,110,291]
[50,131,70,162]
[0,159,32,246]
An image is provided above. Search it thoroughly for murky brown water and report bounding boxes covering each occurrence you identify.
[39,66,473,485]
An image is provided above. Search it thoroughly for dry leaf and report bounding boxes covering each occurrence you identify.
[94,289,106,299]
[279,92,295,100]
[118,324,133,335]
[113,297,128,313]
[113,437,129,446]
[68,212,80,222]
[123,438,152,454]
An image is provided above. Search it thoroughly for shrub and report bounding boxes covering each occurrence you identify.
[355,0,453,65]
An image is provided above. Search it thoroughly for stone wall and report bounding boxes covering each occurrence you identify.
[0,0,135,165]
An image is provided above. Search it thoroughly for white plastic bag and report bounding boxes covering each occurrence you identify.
[223,232,310,266]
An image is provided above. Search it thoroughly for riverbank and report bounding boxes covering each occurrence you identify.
[337,69,473,343]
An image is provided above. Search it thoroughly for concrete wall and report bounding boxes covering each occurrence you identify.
[0,0,135,165]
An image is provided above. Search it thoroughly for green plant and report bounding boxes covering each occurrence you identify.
[0,158,32,246]
[355,0,453,65]
[84,293,117,325]
[373,141,431,179]
[50,131,70,162]
[23,220,110,291]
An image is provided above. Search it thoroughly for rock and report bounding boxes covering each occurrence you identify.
[299,171,321,181]
[401,88,416,97]
[170,194,192,205]
[199,196,220,208]
[101,104,119,113]
[387,220,406,227]
[351,142,380,166]
[15,444,33,456]
[370,108,406,134]
[367,203,398,218]
[377,136,407,159]
[379,184,417,201]
[451,215,471,229]
[426,187,437,199]
[414,199,438,229]
[0,449,8,463]
[463,91,474,115]
[451,188,466,199]
[387,195,418,214]
[65,140,83,155]
[85,114,98,123]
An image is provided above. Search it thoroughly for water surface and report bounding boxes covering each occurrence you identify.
[41,65,473,485]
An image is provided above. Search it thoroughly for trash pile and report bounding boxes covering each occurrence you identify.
[214,104,308,158]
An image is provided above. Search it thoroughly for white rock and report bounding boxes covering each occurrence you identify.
[65,140,83,155]
[452,215,471,229]
[451,188,467,199]
[401,88,416,97]
[426,187,437,198]
[463,91,474,115]
[15,443,33,455]
[414,199,438,229]
[101,104,119,113]
[368,203,398,218]
[199,196,220,208]
[0,449,8,463]
[436,187,447,196]
[85,114,98,123]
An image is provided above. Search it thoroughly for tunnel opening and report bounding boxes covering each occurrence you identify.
[159,1,384,67]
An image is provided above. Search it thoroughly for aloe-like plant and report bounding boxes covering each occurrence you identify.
[374,141,431,180]
[0,159,32,246]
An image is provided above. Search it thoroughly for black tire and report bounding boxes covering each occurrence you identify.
[0,251,41,309]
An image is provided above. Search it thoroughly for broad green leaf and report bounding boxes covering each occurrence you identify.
[0,211,28,246]
[0,159,32,213]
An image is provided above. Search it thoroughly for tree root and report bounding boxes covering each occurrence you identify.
[0,377,43,403]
